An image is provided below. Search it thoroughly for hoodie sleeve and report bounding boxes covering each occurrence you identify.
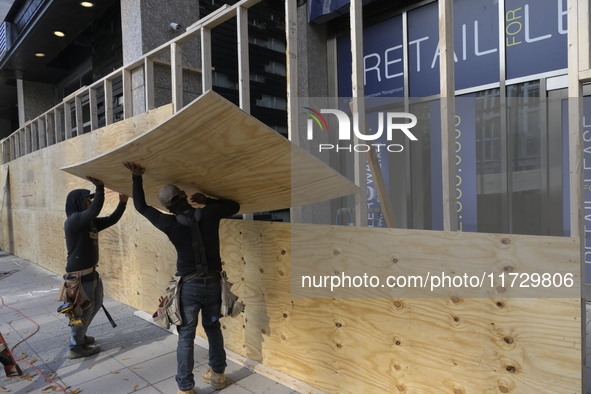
[68,185,105,230]
[131,174,174,231]
[203,197,240,219]
[95,200,127,231]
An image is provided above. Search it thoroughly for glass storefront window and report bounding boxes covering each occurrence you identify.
[475,89,502,233]
[332,1,571,236]
[507,82,544,235]
[409,101,434,230]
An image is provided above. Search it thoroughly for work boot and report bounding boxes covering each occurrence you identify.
[202,366,225,389]
[83,336,95,345]
[176,389,195,394]
[67,345,101,359]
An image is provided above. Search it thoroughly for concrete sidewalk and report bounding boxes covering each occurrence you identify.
[0,252,300,394]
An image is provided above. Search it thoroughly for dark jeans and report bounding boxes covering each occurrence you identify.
[176,280,226,391]
[69,273,103,350]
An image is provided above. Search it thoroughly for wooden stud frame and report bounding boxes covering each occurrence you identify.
[104,78,114,126]
[201,27,213,92]
[74,95,83,137]
[64,101,73,139]
[350,0,368,227]
[171,42,183,113]
[145,58,155,111]
[37,118,45,149]
[123,69,132,118]
[567,0,587,389]
[286,0,302,223]
[1,3,586,390]
[237,5,250,114]
[439,0,457,231]
[24,125,29,153]
[89,88,98,130]
[0,0,266,161]
[54,107,62,143]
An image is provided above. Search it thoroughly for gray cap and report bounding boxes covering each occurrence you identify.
[158,184,183,207]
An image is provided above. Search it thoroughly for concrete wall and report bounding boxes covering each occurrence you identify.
[121,0,202,116]
[121,0,199,65]
[20,81,55,124]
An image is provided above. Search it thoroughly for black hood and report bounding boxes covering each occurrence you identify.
[65,189,91,216]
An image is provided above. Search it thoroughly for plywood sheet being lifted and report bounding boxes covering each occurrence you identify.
[60,91,358,214]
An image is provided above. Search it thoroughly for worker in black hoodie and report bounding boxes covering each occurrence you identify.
[63,176,128,359]
[123,162,239,394]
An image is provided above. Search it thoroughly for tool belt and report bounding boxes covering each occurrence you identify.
[153,276,183,330]
[220,271,244,318]
[57,267,95,318]
[183,271,220,285]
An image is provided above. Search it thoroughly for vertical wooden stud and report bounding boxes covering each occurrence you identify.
[89,87,98,131]
[145,58,155,111]
[238,6,250,113]
[37,118,45,149]
[123,69,132,119]
[171,42,183,113]
[54,106,62,142]
[64,101,73,139]
[75,95,83,136]
[350,0,368,226]
[439,0,457,231]
[201,27,213,92]
[286,0,301,223]
[104,79,113,126]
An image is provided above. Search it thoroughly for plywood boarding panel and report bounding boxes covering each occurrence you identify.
[0,105,174,270]
[0,100,581,393]
[291,225,579,298]
[98,206,178,311]
[60,91,358,214]
[218,220,581,393]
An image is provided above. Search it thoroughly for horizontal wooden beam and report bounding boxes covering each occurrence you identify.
[151,57,202,74]
[579,69,591,82]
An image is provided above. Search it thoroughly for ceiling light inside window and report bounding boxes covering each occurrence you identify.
[80,2,94,7]
[34,53,45,57]
[53,31,65,37]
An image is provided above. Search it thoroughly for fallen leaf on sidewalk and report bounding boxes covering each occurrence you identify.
[133,385,138,391]
[20,373,35,381]
[109,371,119,374]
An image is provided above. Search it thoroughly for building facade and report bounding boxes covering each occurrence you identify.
[0,0,588,392]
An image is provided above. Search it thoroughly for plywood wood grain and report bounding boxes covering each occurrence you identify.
[290,224,579,298]
[218,220,581,393]
[0,102,582,393]
[60,91,358,214]
[0,104,174,275]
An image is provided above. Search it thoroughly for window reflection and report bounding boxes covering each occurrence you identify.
[507,82,543,235]
[474,89,502,233]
